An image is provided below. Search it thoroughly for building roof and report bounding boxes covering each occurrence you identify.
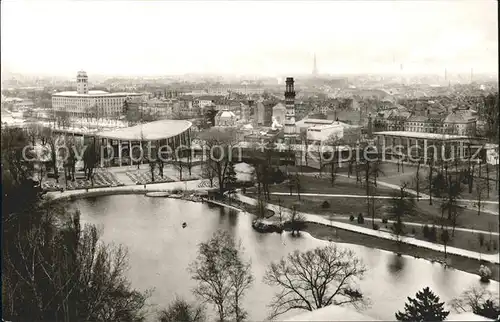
[96,119,192,141]
[407,115,428,122]
[219,110,236,118]
[296,118,335,126]
[375,131,469,140]
[444,110,477,123]
[198,95,219,101]
[52,90,141,97]
[272,102,286,111]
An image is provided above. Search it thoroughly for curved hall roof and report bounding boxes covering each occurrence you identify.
[96,119,192,141]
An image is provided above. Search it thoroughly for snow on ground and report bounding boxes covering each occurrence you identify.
[234,193,500,265]
[446,312,495,321]
[277,248,496,322]
[235,162,254,182]
[283,305,379,321]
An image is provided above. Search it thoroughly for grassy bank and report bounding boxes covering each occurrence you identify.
[302,222,500,282]
[333,217,499,255]
[234,195,499,282]
[262,194,498,233]
[248,174,395,196]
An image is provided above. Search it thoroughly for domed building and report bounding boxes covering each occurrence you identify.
[215,109,237,127]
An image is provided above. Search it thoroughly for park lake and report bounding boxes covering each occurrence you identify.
[75,194,499,321]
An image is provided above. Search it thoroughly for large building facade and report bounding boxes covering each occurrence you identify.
[52,71,143,118]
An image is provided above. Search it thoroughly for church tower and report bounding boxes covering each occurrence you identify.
[76,70,89,94]
[284,77,297,141]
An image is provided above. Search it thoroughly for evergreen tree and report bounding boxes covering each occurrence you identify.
[395,287,449,322]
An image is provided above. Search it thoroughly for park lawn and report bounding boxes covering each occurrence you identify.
[262,194,388,218]
[303,222,499,282]
[413,199,499,232]
[250,175,395,196]
[254,193,499,233]
[331,217,499,255]
[454,176,499,202]
[382,161,499,202]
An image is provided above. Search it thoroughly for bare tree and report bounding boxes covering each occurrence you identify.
[197,127,240,195]
[485,163,490,198]
[201,158,215,188]
[294,173,302,201]
[256,193,268,219]
[474,180,487,216]
[450,287,500,320]
[2,200,151,322]
[440,179,463,236]
[188,230,253,322]
[55,110,71,129]
[40,128,60,183]
[228,252,254,322]
[171,148,184,181]
[83,138,99,185]
[427,158,434,205]
[158,298,206,322]
[263,244,366,319]
[25,122,43,146]
[277,198,284,224]
[324,135,343,186]
[288,205,306,236]
[388,183,416,247]
[441,228,450,260]
[299,130,309,167]
[414,158,422,201]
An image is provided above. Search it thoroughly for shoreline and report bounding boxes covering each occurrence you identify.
[48,186,499,282]
[303,222,499,282]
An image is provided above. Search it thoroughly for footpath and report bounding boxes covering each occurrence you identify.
[290,172,499,215]
[45,175,499,264]
[46,179,209,201]
[234,193,500,265]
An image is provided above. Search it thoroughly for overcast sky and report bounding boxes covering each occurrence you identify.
[1,0,497,77]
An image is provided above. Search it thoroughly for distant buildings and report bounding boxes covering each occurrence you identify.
[215,109,237,127]
[443,109,477,136]
[295,118,361,144]
[272,103,286,126]
[404,114,445,134]
[52,71,142,118]
[255,101,273,126]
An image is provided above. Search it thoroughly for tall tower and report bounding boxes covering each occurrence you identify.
[284,77,297,141]
[76,70,89,94]
[312,53,318,77]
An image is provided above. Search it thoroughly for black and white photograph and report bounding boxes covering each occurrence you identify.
[1,0,499,321]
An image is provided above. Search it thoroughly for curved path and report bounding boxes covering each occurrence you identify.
[44,179,499,264]
[45,179,211,201]
[325,215,499,236]
[289,172,499,214]
[266,191,499,216]
[253,191,498,234]
[234,193,499,265]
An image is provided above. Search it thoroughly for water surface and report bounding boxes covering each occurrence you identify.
[75,195,498,320]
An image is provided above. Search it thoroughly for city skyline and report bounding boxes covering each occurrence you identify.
[1,0,498,77]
